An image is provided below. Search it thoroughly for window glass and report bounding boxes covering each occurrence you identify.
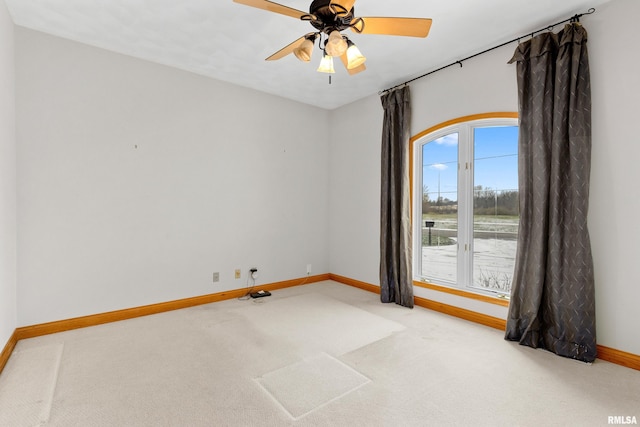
[416,118,518,296]
[421,133,458,285]
[472,126,519,293]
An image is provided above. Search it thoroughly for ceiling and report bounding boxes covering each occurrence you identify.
[5,0,609,110]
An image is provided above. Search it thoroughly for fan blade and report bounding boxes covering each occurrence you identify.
[351,17,432,38]
[265,35,307,61]
[233,0,307,20]
[339,52,366,75]
[330,0,356,16]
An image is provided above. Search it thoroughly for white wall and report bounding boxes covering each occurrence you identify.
[329,95,383,287]
[587,0,640,355]
[330,0,640,355]
[16,29,330,326]
[0,0,17,347]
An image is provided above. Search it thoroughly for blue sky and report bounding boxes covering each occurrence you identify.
[422,126,518,201]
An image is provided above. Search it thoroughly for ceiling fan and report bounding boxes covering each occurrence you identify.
[233,0,432,75]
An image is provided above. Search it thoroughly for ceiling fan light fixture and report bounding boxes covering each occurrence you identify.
[293,37,315,62]
[235,0,432,76]
[325,30,348,57]
[346,39,366,69]
[317,51,335,74]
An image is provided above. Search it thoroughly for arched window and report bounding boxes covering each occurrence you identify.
[412,114,518,296]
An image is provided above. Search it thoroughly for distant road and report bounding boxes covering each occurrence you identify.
[423,227,518,241]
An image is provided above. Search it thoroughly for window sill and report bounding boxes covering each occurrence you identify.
[413,280,510,307]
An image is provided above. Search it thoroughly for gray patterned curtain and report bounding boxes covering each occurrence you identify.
[505,23,596,362]
[380,86,413,308]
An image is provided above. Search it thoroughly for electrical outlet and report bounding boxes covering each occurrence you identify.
[212,272,220,283]
[235,269,241,279]
[306,264,312,274]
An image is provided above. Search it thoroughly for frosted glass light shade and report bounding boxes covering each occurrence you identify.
[346,42,366,69]
[325,30,348,57]
[294,39,314,62]
[317,53,335,73]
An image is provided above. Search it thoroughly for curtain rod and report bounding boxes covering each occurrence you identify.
[379,7,596,95]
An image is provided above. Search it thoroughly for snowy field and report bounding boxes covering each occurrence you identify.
[420,237,517,294]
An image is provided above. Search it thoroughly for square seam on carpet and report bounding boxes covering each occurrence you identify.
[255,352,371,420]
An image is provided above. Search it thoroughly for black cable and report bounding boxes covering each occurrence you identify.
[379,8,596,95]
[238,272,256,301]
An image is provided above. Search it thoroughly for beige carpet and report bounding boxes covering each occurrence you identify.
[0,344,63,426]
[0,281,638,426]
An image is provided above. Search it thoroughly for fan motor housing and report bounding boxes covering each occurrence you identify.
[309,0,354,32]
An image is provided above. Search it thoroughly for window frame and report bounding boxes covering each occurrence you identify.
[410,113,518,303]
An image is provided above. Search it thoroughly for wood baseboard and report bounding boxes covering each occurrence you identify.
[15,273,330,342]
[413,280,510,307]
[328,273,380,294]
[330,274,640,370]
[0,330,18,375]
[412,296,507,330]
[330,273,507,330]
[3,273,639,373]
[596,345,640,371]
